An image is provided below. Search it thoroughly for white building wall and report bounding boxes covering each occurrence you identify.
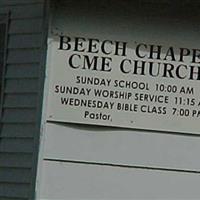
[37,1,200,199]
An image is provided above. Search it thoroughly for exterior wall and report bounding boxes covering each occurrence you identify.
[0,1,47,199]
[40,162,200,199]
[38,1,200,199]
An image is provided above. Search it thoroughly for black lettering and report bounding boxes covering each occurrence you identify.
[55,85,59,93]
[163,63,174,78]
[101,40,113,55]
[120,59,131,73]
[135,43,147,58]
[101,57,112,72]
[149,45,162,59]
[192,49,200,63]
[114,41,127,56]
[58,36,71,50]
[189,66,200,80]
[74,37,86,52]
[69,54,81,69]
[176,65,187,79]
[133,60,146,75]
[88,38,100,53]
[164,47,176,61]
[83,55,98,70]
[179,48,190,62]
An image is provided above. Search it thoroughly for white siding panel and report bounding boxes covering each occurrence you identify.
[39,161,200,200]
[43,123,200,171]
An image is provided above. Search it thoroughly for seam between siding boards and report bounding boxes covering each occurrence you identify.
[44,158,200,175]
[0,2,43,7]
[9,33,42,37]
[6,62,40,65]
[10,16,44,20]
[47,120,200,138]
[10,16,44,21]
[0,195,29,199]
[8,47,41,50]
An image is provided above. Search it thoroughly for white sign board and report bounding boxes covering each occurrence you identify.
[47,34,200,134]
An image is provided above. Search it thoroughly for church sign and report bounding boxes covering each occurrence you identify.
[46,34,200,134]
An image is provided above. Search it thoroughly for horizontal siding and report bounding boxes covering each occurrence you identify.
[0,153,32,168]
[8,34,42,49]
[0,0,43,6]
[7,49,41,64]
[2,108,36,123]
[6,64,39,78]
[5,79,38,93]
[1,124,36,138]
[0,168,31,183]
[0,197,27,200]
[0,3,43,19]
[0,0,46,199]
[9,18,43,34]
[40,161,200,199]
[0,138,34,153]
[0,183,30,199]
[44,123,200,171]
[3,94,37,109]
[10,3,44,19]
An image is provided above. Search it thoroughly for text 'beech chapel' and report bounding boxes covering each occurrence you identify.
[58,35,200,81]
